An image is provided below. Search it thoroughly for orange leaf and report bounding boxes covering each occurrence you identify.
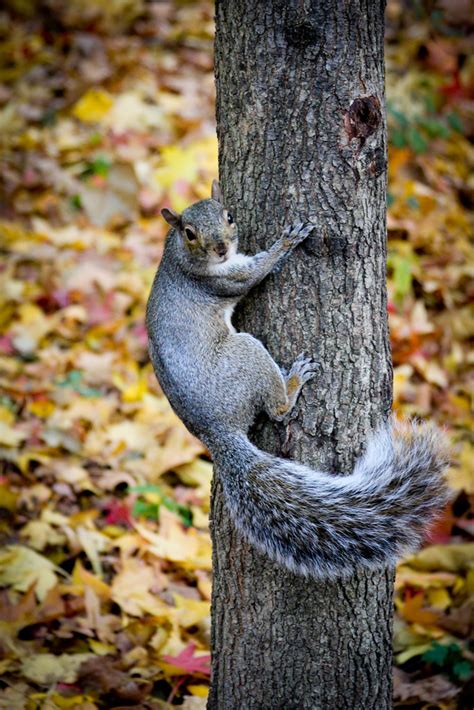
[400,593,439,626]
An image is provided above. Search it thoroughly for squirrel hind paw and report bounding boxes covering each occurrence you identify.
[288,353,319,384]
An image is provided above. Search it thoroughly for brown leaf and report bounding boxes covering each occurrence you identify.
[394,667,460,703]
[78,656,152,703]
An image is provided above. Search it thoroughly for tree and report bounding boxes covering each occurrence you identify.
[209,1,391,708]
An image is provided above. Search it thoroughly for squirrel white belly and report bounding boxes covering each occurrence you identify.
[146,180,450,579]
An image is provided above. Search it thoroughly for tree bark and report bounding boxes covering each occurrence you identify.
[210,2,392,709]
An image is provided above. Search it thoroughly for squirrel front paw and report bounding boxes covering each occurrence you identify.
[282,222,316,250]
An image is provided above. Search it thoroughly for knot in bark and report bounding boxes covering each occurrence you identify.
[345,95,381,141]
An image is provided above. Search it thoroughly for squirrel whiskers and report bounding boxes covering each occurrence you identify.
[146,181,450,579]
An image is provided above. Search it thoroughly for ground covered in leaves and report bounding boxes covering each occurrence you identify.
[0,1,472,708]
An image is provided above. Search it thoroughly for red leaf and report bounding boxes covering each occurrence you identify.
[103,499,133,527]
[162,642,211,676]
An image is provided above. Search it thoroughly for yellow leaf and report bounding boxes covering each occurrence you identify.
[0,483,17,512]
[395,566,457,590]
[72,89,113,123]
[175,459,212,501]
[0,405,14,425]
[111,557,175,619]
[395,643,432,665]
[122,377,148,403]
[27,400,55,418]
[446,442,474,494]
[466,568,474,595]
[88,640,116,656]
[76,526,110,578]
[411,354,448,388]
[15,451,51,474]
[0,421,26,447]
[35,692,97,709]
[20,519,66,551]
[188,685,209,698]
[191,505,209,530]
[195,571,212,601]
[408,543,474,573]
[21,653,95,684]
[427,588,452,610]
[103,91,169,132]
[135,514,212,570]
[0,659,12,674]
[154,145,199,191]
[173,594,210,628]
[0,546,66,601]
[153,138,218,212]
[105,421,158,451]
[71,560,111,600]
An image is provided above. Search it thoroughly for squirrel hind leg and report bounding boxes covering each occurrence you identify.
[268,353,318,424]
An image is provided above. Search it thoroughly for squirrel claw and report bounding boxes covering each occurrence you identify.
[282,222,316,249]
[288,352,319,385]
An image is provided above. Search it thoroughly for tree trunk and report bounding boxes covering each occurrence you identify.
[210,2,392,709]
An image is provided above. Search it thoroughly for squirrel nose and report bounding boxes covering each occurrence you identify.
[215,243,227,257]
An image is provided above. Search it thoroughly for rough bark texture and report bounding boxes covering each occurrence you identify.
[210,1,392,709]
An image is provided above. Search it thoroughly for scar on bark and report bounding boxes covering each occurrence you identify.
[344,95,381,141]
[367,147,386,178]
[344,95,383,168]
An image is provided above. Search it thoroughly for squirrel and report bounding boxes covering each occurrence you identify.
[146,180,450,579]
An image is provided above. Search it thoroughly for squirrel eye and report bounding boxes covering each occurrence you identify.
[184,227,197,241]
[227,212,234,225]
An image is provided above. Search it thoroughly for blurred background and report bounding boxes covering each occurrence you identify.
[0,1,472,708]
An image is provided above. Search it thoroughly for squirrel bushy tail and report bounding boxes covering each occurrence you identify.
[212,420,450,578]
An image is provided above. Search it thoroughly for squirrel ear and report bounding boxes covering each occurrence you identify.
[211,180,223,203]
[161,208,182,229]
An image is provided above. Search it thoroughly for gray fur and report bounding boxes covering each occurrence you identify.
[146,195,450,579]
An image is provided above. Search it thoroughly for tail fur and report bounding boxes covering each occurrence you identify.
[213,420,451,579]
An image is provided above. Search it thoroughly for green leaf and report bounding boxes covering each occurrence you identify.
[162,496,193,527]
[423,93,437,115]
[0,395,15,411]
[406,196,420,210]
[392,256,413,302]
[132,500,160,520]
[388,106,409,127]
[70,194,82,210]
[75,385,102,398]
[452,660,472,681]
[418,117,449,139]
[408,127,428,154]
[57,370,83,387]
[80,155,111,179]
[130,484,163,495]
[90,156,111,177]
[446,112,463,134]
[390,129,407,148]
[89,132,103,146]
[129,484,192,526]
[56,370,101,397]
[422,642,450,666]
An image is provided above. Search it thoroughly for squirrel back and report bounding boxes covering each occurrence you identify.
[146,182,450,579]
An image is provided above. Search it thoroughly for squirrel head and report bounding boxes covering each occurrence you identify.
[161,181,238,265]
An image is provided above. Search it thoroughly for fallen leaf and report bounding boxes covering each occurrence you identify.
[161,642,210,677]
[22,653,96,685]
[0,546,67,601]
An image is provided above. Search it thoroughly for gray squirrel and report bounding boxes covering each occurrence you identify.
[146,180,450,579]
